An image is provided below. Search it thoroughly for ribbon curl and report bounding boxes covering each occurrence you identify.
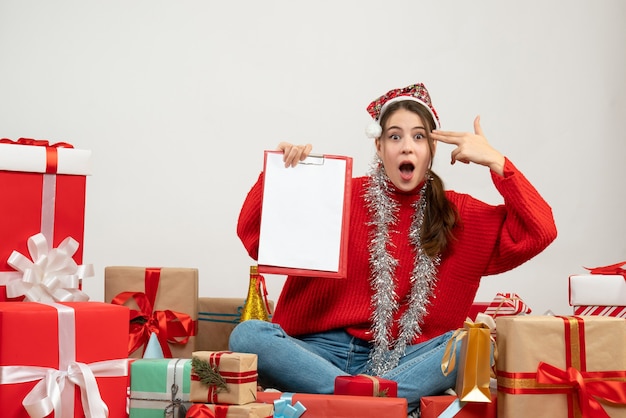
[584,261,626,279]
[0,137,74,148]
[5,233,92,302]
[536,362,626,418]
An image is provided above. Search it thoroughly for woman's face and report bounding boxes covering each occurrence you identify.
[376,108,434,192]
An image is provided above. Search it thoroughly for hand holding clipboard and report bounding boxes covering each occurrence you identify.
[257,150,352,278]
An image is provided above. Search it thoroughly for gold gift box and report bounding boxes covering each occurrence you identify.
[496,315,626,417]
[104,266,198,358]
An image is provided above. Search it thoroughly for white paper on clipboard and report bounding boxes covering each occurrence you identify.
[257,151,352,278]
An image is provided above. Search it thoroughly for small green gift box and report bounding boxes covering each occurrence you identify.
[129,358,192,418]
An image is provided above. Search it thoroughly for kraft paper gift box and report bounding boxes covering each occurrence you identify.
[129,358,192,417]
[0,138,91,301]
[185,403,274,418]
[0,301,129,418]
[495,315,626,417]
[105,266,198,358]
[420,392,497,418]
[196,298,275,352]
[256,391,408,418]
[334,374,398,397]
[190,351,258,405]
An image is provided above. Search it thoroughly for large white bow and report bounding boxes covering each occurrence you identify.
[0,360,128,418]
[5,233,92,302]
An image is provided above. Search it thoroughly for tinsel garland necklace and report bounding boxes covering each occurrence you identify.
[365,157,440,376]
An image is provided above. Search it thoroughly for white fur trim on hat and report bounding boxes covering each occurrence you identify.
[365,121,383,139]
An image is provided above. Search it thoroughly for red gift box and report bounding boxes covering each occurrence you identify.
[334,374,398,397]
[0,302,129,417]
[0,138,91,301]
[420,393,497,418]
[256,391,408,418]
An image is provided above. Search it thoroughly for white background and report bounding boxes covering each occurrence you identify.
[1,1,624,316]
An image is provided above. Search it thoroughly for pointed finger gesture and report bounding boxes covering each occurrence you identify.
[430,116,505,175]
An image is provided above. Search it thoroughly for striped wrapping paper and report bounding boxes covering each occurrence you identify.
[573,305,626,318]
[483,293,531,317]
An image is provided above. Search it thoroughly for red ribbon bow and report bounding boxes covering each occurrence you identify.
[0,137,74,148]
[186,404,229,418]
[584,261,626,280]
[536,362,626,418]
[111,268,195,357]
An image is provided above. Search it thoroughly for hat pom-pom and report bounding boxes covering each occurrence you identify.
[366,121,382,139]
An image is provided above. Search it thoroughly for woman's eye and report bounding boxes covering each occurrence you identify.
[390,134,401,141]
[414,134,424,140]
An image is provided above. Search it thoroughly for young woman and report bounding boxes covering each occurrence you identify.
[230,83,557,413]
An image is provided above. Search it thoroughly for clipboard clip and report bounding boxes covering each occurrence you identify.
[299,154,325,165]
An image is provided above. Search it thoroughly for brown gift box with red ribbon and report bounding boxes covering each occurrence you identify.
[496,315,626,417]
[104,266,198,358]
[190,351,258,406]
[185,402,273,418]
[334,374,398,397]
[0,138,91,301]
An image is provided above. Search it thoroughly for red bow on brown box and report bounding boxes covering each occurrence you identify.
[112,268,196,357]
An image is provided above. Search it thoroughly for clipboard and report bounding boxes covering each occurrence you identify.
[257,150,352,278]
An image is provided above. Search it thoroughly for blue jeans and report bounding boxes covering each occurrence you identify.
[229,320,459,412]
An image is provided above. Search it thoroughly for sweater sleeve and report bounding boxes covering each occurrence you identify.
[480,158,557,276]
[236,172,265,260]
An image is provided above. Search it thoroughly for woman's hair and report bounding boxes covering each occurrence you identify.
[378,100,459,257]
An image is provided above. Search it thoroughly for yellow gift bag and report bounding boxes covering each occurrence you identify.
[441,321,493,402]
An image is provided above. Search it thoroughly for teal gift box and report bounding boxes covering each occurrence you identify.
[129,358,191,417]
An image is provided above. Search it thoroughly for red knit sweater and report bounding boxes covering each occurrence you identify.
[237,158,557,344]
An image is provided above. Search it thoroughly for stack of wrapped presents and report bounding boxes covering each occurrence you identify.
[2,138,626,417]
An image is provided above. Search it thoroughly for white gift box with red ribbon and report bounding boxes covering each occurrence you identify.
[0,140,92,175]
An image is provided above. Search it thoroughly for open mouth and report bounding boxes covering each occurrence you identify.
[399,163,415,181]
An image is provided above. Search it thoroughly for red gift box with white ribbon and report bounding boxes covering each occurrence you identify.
[0,302,129,417]
[0,138,91,301]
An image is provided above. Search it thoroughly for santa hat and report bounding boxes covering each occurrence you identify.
[365,83,440,138]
